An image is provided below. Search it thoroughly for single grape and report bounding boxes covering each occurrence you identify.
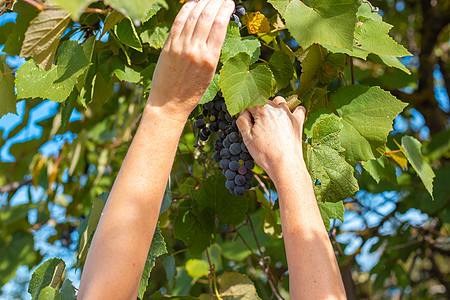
[204,101,214,111]
[223,137,232,148]
[244,160,255,170]
[226,179,236,190]
[229,143,241,155]
[228,132,239,143]
[234,186,246,196]
[209,121,219,132]
[215,140,224,151]
[194,119,206,129]
[229,160,240,171]
[217,131,226,141]
[219,121,229,131]
[221,103,228,112]
[210,115,216,122]
[235,4,246,17]
[220,158,230,170]
[238,166,247,175]
[244,171,253,180]
[240,152,251,160]
[199,132,208,141]
[215,100,223,111]
[220,148,231,158]
[201,127,211,137]
[225,169,237,180]
[225,112,234,123]
[234,174,246,186]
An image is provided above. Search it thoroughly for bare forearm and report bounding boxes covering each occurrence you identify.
[78,105,186,299]
[273,164,346,300]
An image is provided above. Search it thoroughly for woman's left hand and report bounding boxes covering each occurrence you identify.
[147,0,235,123]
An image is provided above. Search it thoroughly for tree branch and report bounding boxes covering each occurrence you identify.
[0,179,32,194]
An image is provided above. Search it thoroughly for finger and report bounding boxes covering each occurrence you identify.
[191,0,226,43]
[272,96,286,105]
[236,109,252,139]
[167,0,198,41]
[206,0,235,49]
[248,105,265,119]
[293,106,306,125]
[179,0,211,41]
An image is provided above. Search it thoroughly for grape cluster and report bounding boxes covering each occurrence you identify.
[194,91,255,196]
[230,1,246,28]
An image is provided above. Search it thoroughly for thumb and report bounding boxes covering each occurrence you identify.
[293,106,306,125]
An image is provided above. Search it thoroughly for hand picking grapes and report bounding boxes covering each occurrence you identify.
[78,1,346,299]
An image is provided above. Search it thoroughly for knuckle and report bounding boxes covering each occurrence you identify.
[199,9,215,22]
[214,18,228,28]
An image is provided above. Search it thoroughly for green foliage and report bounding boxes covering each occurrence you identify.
[0,0,445,298]
[219,52,273,115]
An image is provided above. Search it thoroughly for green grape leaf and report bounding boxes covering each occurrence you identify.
[37,287,59,300]
[318,201,345,231]
[296,45,323,97]
[3,1,40,55]
[278,0,358,50]
[305,114,359,202]
[111,56,141,83]
[141,63,156,96]
[0,22,15,45]
[325,16,411,74]
[102,11,125,37]
[77,195,106,267]
[219,52,273,116]
[50,0,95,21]
[20,4,71,70]
[104,0,166,22]
[60,279,76,300]
[138,226,167,299]
[424,129,450,162]
[220,23,261,65]
[142,2,165,23]
[269,50,294,89]
[363,155,397,184]
[115,17,143,51]
[191,174,249,229]
[0,56,17,117]
[401,136,435,199]
[218,272,261,299]
[16,41,91,102]
[174,199,213,257]
[368,54,411,75]
[185,259,210,279]
[29,258,65,300]
[332,85,408,162]
[357,1,382,21]
[200,74,220,104]
[268,0,289,14]
[140,20,170,49]
[0,232,37,287]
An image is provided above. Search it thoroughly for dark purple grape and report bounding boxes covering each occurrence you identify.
[220,158,230,170]
[199,132,208,141]
[201,127,211,136]
[229,160,240,171]
[215,100,223,111]
[219,121,229,131]
[223,137,232,148]
[240,152,251,160]
[234,186,245,196]
[220,148,231,158]
[204,101,214,111]
[226,180,236,190]
[229,143,241,155]
[221,103,228,112]
[215,140,224,151]
[209,121,219,132]
[195,119,206,129]
[228,132,239,143]
[225,112,234,122]
[234,174,245,186]
[217,131,226,141]
[195,114,204,120]
[225,169,237,180]
[244,171,253,180]
[235,4,246,17]
[244,160,254,170]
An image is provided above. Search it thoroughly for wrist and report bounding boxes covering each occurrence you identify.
[143,102,190,126]
[270,159,311,187]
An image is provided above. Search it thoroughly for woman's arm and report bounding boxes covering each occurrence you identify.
[77,1,235,299]
[237,97,346,299]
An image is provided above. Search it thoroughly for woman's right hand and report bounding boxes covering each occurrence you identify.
[236,97,308,182]
[147,0,236,123]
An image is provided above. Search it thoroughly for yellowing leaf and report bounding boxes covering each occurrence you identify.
[246,12,270,34]
[385,151,408,170]
[20,4,71,70]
